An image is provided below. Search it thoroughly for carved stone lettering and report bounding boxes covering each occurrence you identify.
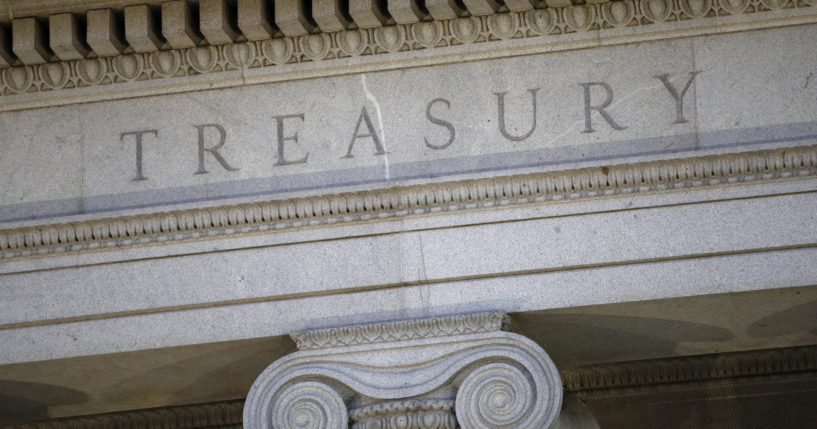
[120,129,158,181]
[424,98,456,150]
[272,114,309,166]
[656,71,703,124]
[343,107,386,158]
[194,124,240,175]
[495,88,540,141]
[580,82,627,133]
[105,68,710,190]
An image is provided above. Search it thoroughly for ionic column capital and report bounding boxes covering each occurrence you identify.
[244,312,564,429]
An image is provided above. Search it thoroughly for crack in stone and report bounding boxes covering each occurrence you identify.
[361,74,390,181]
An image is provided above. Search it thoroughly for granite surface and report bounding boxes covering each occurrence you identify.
[0,24,815,223]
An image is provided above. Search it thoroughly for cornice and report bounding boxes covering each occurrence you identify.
[0,0,814,111]
[0,145,815,261]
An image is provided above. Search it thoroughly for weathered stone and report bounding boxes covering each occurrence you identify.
[12,18,53,64]
[238,0,277,40]
[200,0,239,45]
[349,0,389,28]
[124,4,164,52]
[425,0,465,19]
[0,4,816,429]
[313,0,353,31]
[388,0,428,24]
[504,0,536,11]
[86,9,127,57]
[49,13,91,60]
[161,0,203,48]
[462,0,503,15]
[275,0,316,36]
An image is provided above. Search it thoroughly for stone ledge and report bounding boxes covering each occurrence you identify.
[0,145,814,261]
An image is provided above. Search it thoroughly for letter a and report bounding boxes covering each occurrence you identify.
[343,107,386,158]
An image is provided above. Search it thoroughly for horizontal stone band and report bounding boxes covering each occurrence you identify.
[0,145,814,261]
[0,0,815,111]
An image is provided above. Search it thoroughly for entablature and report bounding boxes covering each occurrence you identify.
[0,0,813,110]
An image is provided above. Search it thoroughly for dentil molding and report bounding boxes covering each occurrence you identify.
[0,0,814,110]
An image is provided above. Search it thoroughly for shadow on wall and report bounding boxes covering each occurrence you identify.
[512,313,734,367]
[748,299,817,337]
[0,380,89,425]
[583,374,817,429]
[99,348,291,405]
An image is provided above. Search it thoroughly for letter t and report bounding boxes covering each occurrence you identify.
[120,129,158,181]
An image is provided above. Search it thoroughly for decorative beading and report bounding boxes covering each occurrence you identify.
[349,399,457,429]
[293,312,511,350]
[1,146,814,262]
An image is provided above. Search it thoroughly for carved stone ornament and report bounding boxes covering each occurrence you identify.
[1,146,813,262]
[0,0,815,111]
[244,313,589,428]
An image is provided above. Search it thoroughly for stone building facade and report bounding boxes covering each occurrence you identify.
[0,0,816,427]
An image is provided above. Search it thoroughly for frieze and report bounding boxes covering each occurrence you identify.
[0,0,815,111]
[0,145,814,260]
